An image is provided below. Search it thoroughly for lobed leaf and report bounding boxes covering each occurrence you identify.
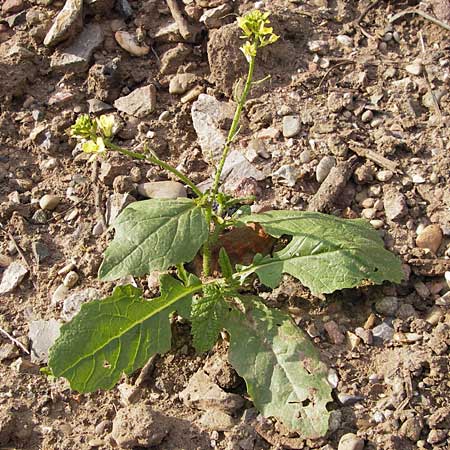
[48,275,201,392]
[224,296,332,437]
[238,210,403,294]
[99,198,209,281]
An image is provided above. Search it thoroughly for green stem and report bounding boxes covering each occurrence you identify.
[107,141,203,197]
[202,55,256,278]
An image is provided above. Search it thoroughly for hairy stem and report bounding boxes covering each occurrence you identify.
[202,55,256,278]
[107,141,203,197]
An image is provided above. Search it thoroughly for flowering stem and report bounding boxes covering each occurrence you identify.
[107,141,202,197]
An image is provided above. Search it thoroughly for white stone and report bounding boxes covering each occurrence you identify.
[0,262,28,294]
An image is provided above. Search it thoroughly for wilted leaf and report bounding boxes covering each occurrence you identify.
[239,210,403,293]
[225,296,332,437]
[99,199,209,281]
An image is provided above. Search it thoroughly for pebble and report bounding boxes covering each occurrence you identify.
[282,115,301,138]
[114,85,157,118]
[338,433,364,450]
[396,303,417,320]
[0,261,28,294]
[272,165,297,187]
[39,194,60,211]
[92,220,106,236]
[169,73,197,95]
[336,34,353,48]
[361,110,373,122]
[2,0,25,14]
[199,4,232,29]
[32,241,50,264]
[416,224,443,254]
[50,24,104,72]
[63,271,79,288]
[28,319,61,363]
[370,219,384,229]
[405,62,423,76]
[354,327,373,345]
[88,99,113,114]
[316,156,336,183]
[115,31,149,56]
[383,189,407,221]
[375,296,398,316]
[180,85,204,104]
[158,110,170,121]
[31,209,48,224]
[137,181,187,199]
[51,284,69,305]
[372,322,394,341]
[376,170,393,182]
[44,0,83,47]
[361,208,377,220]
[427,429,447,445]
[299,149,311,163]
[199,410,236,431]
[324,320,345,344]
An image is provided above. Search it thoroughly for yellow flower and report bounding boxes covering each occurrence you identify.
[96,114,115,138]
[240,41,257,61]
[82,137,107,161]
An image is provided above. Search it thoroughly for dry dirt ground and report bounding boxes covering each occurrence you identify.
[1,0,450,449]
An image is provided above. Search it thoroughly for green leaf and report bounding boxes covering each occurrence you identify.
[99,199,209,281]
[48,275,202,392]
[238,210,403,294]
[218,247,234,279]
[191,285,228,353]
[224,296,332,437]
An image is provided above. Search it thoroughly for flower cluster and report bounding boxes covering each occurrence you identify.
[70,114,116,161]
[237,10,279,61]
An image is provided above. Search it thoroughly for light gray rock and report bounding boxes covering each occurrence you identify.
[221,150,265,192]
[62,288,100,321]
[51,283,69,305]
[179,369,244,413]
[272,165,298,187]
[169,73,197,95]
[384,188,407,221]
[105,193,136,225]
[50,24,104,72]
[338,433,364,450]
[399,416,423,442]
[372,322,394,341]
[316,156,336,183]
[28,319,61,363]
[0,261,28,294]
[375,296,399,316]
[137,181,187,199]
[282,115,301,138]
[44,0,83,47]
[199,410,236,431]
[63,270,79,288]
[114,85,157,118]
[191,94,235,163]
[200,3,232,28]
[115,31,149,56]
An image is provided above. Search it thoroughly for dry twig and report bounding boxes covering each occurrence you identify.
[390,8,450,32]
[0,326,30,355]
[348,141,400,173]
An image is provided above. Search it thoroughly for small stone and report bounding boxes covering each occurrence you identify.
[299,149,311,163]
[50,24,104,72]
[199,410,236,431]
[376,170,393,182]
[63,271,79,288]
[92,220,106,236]
[199,3,232,28]
[180,85,204,103]
[32,241,50,264]
[282,115,301,138]
[428,406,450,429]
[336,35,353,48]
[372,322,394,341]
[361,208,377,220]
[158,111,170,121]
[347,331,361,349]
[422,89,446,108]
[137,181,187,199]
[324,320,345,344]
[384,188,407,221]
[114,85,157,118]
[396,303,417,320]
[115,0,133,18]
[179,369,244,413]
[44,0,83,47]
[354,327,373,345]
[0,261,28,294]
[0,343,19,362]
[160,44,192,75]
[117,383,142,405]
[416,224,443,254]
[87,99,113,114]
[51,284,69,306]
[370,219,384,230]
[114,31,149,56]
[32,209,48,224]
[375,296,399,316]
[39,194,60,211]
[361,110,373,122]
[28,319,61,364]
[338,433,364,450]
[111,404,170,449]
[105,193,136,225]
[427,429,447,445]
[405,63,423,76]
[62,288,99,321]
[272,165,297,187]
[425,306,444,325]
[113,175,135,194]
[169,73,197,95]
[316,156,336,183]
[2,0,25,14]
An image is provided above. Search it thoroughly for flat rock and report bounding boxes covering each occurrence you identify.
[199,409,236,431]
[282,115,301,138]
[105,193,136,225]
[191,94,235,163]
[324,320,345,344]
[416,224,443,254]
[114,85,156,118]
[44,0,83,47]
[372,322,394,341]
[137,181,187,199]
[316,155,336,183]
[179,369,244,413]
[115,31,149,56]
[384,188,407,221]
[62,288,100,321]
[2,0,25,14]
[111,404,170,449]
[160,43,192,75]
[221,150,265,192]
[28,319,61,363]
[200,3,232,29]
[0,261,28,294]
[87,98,113,114]
[169,73,197,95]
[338,433,364,450]
[375,296,399,316]
[51,23,104,72]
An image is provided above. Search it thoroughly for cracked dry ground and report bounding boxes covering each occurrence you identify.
[1,0,450,449]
